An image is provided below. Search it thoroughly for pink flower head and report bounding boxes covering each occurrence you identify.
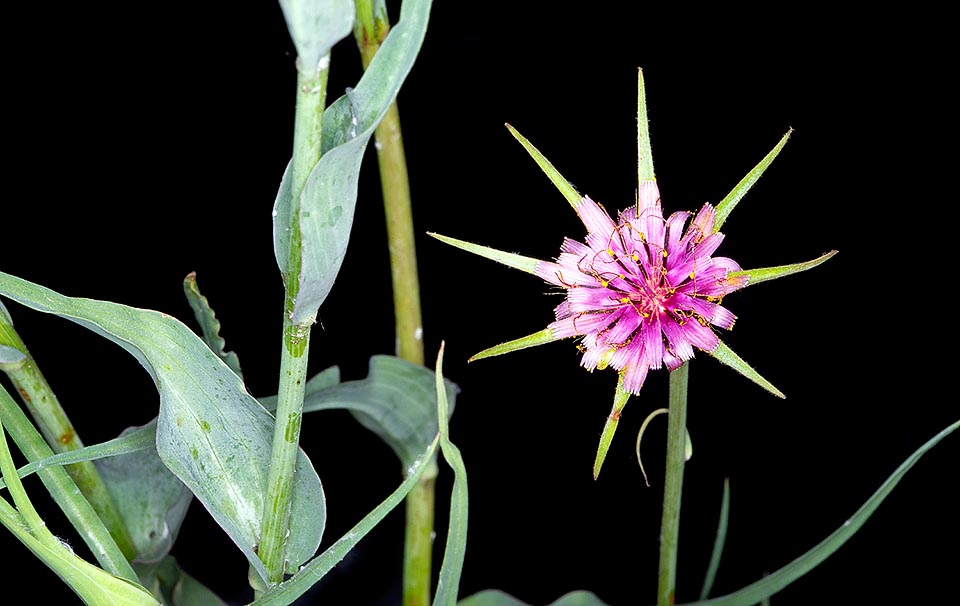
[535,181,748,395]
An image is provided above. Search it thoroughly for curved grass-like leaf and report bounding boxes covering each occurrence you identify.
[433,343,468,606]
[289,355,457,470]
[183,272,242,380]
[0,271,324,582]
[248,436,440,606]
[275,0,434,323]
[684,419,959,606]
[0,416,159,606]
[458,590,612,606]
[278,0,354,75]
[699,478,731,600]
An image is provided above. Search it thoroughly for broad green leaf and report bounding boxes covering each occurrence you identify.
[713,130,792,232]
[138,555,228,606]
[707,340,784,399]
[0,271,324,582]
[433,344,468,606]
[733,251,837,289]
[684,419,959,606]
[289,355,457,470]
[183,272,243,379]
[278,0,354,75]
[277,0,434,323]
[459,590,612,606]
[248,436,440,606]
[427,232,541,277]
[95,424,193,564]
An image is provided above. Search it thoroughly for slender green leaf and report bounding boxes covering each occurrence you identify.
[734,251,837,289]
[459,589,612,606]
[684,419,960,606]
[714,130,792,231]
[248,436,440,606]
[0,417,159,606]
[183,272,242,379]
[700,478,731,600]
[470,328,558,362]
[278,0,354,75]
[505,124,581,209]
[0,385,138,580]
[0,271,324,582]
[278,0,434,323]
[433,344,468,606]
[707,340,784,399]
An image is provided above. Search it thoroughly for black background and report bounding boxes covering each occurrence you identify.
[2,3,956,606]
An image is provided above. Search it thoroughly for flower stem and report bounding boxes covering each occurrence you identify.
[354,4,432,604]
[258,57,329,588]
[0,312,137,561]
[657,362,689,606]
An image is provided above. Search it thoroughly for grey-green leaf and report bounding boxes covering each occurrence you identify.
[278,0,354,75]
[138,555,228,606]
[95,424,193,564]
[282,0,433,323]
[459,590,612,606]
[0,271,325,582]
[291,355,457,471]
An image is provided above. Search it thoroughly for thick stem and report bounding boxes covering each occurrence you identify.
[0,314,136,561]
[657,362,689,606]
[258,60,329,588]
[355,5,432,605]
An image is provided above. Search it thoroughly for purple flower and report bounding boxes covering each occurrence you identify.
[536,181,748,395]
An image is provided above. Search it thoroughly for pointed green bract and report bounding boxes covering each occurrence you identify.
[278,0,354,75]
[505,123,582,210]
[0,271,325,582]
[470,328,558,362]
[714,130,792,231]
[707,340,785,398]
[734,250,837,288]
[637,68,655,183]
[593,374,632,479]
[428,232,541,276]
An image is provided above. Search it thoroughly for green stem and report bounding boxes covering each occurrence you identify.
[657,362,689,606]
[0,313,137,561]
[354,4,433,605]
[0,384,138,580]
[258,57,329,588]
